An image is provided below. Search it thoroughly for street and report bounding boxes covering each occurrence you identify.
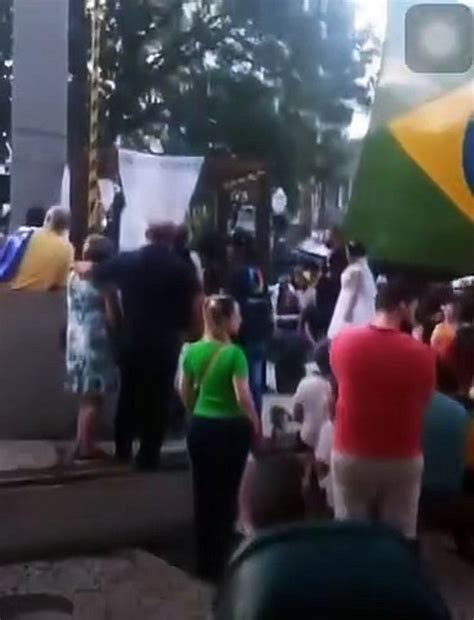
[0,466,473,618]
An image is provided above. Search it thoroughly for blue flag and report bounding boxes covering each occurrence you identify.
[0,228,34,283]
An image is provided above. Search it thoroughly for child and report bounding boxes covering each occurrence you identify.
[314,378,337,511]
[292,343,333,452]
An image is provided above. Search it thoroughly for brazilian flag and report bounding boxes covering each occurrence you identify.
[346,0,474,276]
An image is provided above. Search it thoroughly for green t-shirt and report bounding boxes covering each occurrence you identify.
[182,340,248,419]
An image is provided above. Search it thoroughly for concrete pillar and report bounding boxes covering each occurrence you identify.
[10,0,69,229]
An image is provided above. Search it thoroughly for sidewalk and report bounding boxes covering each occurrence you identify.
[0,440,188,486]
[0,393,293,482]
[0,550,211,619]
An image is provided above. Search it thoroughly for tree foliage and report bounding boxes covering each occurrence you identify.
[101,0,376,200]
[0,0,377,197]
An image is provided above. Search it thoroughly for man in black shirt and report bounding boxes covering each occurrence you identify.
[79,222,200,470]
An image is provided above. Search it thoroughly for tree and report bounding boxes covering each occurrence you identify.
[100,0,374,210]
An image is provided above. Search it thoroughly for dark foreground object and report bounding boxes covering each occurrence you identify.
[215,522,451,620]
[0,594,73,619]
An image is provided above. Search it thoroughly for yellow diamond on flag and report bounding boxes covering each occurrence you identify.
[389,82,474,222]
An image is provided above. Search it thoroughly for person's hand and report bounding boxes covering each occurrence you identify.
[74,261,93,278]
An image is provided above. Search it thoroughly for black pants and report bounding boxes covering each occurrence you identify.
[115,352,178,469]
[187,416,251,580]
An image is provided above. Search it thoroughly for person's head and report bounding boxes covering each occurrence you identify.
[375,277,422,330]
[346,240,367,264]
[44,207,70,235]
[82,234,114,264]
[203,294,241,340]
[292,266,307,290]
[308,266,322,287]
[247,454,306,532]
[25,205,46,228]
[440,294,461,325]
[146,221,177,247]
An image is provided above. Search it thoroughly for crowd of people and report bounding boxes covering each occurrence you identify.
[1,206,474,598]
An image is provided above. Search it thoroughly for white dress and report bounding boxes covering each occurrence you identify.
[327,258,377,340]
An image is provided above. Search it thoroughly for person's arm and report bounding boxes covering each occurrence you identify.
[180,372,196,413]
[75,252,129,287]
[234,377,261,439]
[232,347,261,438]
[343,268,362,323]
[299,305,317,346]
[292,381,305,423]
[179,352,196,413]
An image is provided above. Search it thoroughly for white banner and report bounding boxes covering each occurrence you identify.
[119,150,204,251]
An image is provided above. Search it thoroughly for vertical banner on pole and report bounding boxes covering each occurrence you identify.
[86,0,104,232]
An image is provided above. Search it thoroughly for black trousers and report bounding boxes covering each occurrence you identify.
[115,351,178,469]
[187,416,251,580]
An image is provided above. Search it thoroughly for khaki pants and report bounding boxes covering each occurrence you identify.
[332,452,423,539]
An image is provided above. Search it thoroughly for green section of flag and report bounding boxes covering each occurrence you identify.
[346,129,474,276]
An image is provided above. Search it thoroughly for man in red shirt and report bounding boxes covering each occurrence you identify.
[330,278,436,539]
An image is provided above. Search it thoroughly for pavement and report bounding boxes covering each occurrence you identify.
[0,549,212,619]
[0,393,293,480]
[0,487,473,619]
[0,393,473,618]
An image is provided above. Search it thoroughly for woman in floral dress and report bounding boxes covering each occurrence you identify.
[66,235,119,460]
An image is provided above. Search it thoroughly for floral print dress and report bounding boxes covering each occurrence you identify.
[66,273,118,395]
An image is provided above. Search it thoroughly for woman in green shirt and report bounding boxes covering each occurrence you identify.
[180,295,261,580]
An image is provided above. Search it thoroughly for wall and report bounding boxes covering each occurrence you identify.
[10,0,69,229]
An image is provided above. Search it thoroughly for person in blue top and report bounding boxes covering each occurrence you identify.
[227,231,273,415]
[422,363,468,496]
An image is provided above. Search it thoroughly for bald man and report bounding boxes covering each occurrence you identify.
[77,220,201,470]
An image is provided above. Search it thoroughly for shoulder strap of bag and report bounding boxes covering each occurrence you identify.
[197,344,225,387]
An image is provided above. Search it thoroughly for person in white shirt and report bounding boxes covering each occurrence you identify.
[327,241,377,340]
[314,380,336,510]
[315,418,335,510]
[292,344,332,451]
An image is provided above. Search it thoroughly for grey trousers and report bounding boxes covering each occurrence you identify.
[332,452,424,539]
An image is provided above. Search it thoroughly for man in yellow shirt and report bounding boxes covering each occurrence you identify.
[10,207,74,291]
